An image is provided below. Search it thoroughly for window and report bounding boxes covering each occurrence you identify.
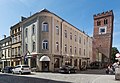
[99,26,107,34]
[74,59,77,66]
[54,58,60,68]
[26,44,28,51]
[15,47,17,56]
[25,28,28,37]
[70,46,72,53]
[104,19,108,25]
[64,30,67,38]
[70,33,72,40]
[97,21,101,26]
[12,30,14,34]
[32,42,36,52]
[12,37,14,43]
[18,27,20,32]
[84,39,85,45]
[84,49,85,56]
[18,46,21,55]
[75,47,77,54]
[18,35,21,42]
[42,40,48,49]
[42,22,48,32]
[56,26,59,35]
[75,35,77,42]
[15,29,17,33]
[8,49,10,57]
[12,48,14,56]
[79,37,81,44]
[79,48,81,55]
[32,25,35,35]
[56,42,59,51]
[65,44,67,52]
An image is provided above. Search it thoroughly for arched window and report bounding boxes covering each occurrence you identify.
[56,26,59,35]
[97,21,101,26]
[64,30,67,38]
[104,19,108,25]
[42,22,48,32]
[42,40,48,49]
[25,43,28,51]
[56,42,59,51]
[32,24,35,35]
[25,28,28,37]
[32,42,36,52]
[65,44,67,52]
[75,35,77,42]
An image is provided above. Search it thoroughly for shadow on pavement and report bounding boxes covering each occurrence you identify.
[0,74,71,83]
[77,68,108,75]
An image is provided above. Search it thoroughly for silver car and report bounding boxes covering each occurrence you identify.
[12,65,31,74]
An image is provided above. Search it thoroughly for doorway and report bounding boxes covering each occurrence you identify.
[42,61,49,71]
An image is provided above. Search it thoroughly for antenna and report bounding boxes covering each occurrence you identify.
[30,12,32,16]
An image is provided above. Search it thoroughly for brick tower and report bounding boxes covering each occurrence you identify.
[93,10,114,64]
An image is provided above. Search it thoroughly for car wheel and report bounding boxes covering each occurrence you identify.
[12,71,14,74]
[19,71,22,75]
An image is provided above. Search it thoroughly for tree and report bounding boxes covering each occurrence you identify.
[111,47,119,63]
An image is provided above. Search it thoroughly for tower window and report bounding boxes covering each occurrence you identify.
[104,19,108,25]
[97,21,101,26]
[99,26,107,34]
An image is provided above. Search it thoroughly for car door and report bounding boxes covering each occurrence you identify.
[16,66,21,73]
[13,66,17,73]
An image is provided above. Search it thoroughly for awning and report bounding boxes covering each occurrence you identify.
[39,56,50,61]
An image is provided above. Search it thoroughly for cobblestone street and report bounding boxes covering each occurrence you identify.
[0,69,120,83]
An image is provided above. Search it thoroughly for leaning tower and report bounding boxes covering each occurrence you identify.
[92,10,114,64]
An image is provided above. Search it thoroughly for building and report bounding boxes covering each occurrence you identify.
[0,36,11,68]
[10,23,22,66]
[92,10,114,64]
[21,9,92,72]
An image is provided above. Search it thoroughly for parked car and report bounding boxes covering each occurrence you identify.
[90,61,103,69]
[59,65,77,74]
[12,65,31,74]
[1,66,14,73]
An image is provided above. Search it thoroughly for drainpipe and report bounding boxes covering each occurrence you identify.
[61,20,63,66]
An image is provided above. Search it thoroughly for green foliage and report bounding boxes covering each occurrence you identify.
[111,47,119,63]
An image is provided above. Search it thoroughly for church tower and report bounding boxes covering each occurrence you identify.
[93,10,114,64]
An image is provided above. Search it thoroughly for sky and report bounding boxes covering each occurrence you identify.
[0,0,120,51]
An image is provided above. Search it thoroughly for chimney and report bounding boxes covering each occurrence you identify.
[21,16,26,21]
[4,35,6,39]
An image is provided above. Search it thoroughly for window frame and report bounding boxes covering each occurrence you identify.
[32,24,35,35]
[56,26,59,35]
[42,22,48,32]
[64,30,67,38]
[42,40,48,50]
[25,28,28,37]
[32,42,36,52]
[56,42,59,51]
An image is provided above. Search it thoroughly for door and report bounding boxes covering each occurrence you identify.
[42,61,49,71]
[79,59,81,70]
